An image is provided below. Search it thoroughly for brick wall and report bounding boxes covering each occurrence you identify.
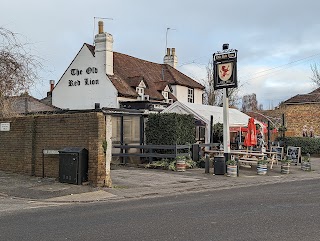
[0,112,108,186]
[284,103,320,137]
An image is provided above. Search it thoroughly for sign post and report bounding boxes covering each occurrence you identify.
[222,88,230,161]
[213,44,238,170]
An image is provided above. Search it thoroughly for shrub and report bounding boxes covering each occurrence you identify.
[145,113,195,145]
[276,137,320,155]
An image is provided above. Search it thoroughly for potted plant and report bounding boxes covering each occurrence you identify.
[257,158,268,175]
[176,156,187,172]
[226,159,237,177]
[301,153,311,171]
[281,156,291,174]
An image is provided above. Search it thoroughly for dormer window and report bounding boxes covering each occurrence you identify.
[162,91,168,99]
[136,87,144,96]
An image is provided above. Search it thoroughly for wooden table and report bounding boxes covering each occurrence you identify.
[231,150,267,169]
[263,151,278,169]
[204,150,224,157]
[230,150,266,158]
[205,150,274,174]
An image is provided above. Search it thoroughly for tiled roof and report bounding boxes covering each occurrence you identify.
[107,74,138,98]
[6,95,60,114]
[283,89,320,104]
[154,81,170,91]
[308,87,320,94]
[144,88,165,100]
[246,109,284,124]
[126,76,146,87]
[84,44,204,101]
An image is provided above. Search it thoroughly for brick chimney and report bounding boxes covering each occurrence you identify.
[47,80,55,97]
[50,80,55,92]
[163,48,178,68]
[94,21,114,75]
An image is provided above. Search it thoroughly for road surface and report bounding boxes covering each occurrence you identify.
[1,179,320,241]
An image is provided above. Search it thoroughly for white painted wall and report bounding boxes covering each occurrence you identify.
[194,88,203,104]
[117,96,136,103]
[52,45,118,110]
[171,85,203,104]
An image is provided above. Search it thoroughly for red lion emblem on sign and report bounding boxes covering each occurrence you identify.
[220,65,230,77]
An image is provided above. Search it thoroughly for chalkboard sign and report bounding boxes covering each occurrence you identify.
[271,146,284,161]
[286,146,301,164]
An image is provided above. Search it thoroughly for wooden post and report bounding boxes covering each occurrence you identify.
[120,116,124,164]
[267,120,271,151]
[205,154,210,173]
[148,145,153,163]
[210,115,213,145]
[282,113,285,138]
[124,143,128,165]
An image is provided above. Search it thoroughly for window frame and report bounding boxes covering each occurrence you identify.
[188,88,194,103]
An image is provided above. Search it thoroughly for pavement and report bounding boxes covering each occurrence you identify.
[1,157,320,206]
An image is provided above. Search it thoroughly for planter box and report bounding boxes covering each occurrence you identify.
[301,161,311,171]
[257,163,267,175]
[281,163,290,174]
[227,165,237,177]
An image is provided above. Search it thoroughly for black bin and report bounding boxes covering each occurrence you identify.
[59,147,88,185]
[214,156,226,175]
[192,144,200,162]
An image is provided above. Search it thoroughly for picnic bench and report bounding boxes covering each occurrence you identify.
[238,157,258,167]
[231,150,277,170]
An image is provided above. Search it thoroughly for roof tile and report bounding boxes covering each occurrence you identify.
[85,44,204,101]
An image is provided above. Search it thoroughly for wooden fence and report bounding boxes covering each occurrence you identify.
[192,143,221,162]
[112,144,191,164]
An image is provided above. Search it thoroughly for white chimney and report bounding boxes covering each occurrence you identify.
[94,21,114,75]
[163,48,178,68]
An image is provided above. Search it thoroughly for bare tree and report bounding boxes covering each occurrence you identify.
[202,59,240,107]
[241,93,260,112]
[0,27,41,117]
[202,59,221,106]
[310,63,320,87]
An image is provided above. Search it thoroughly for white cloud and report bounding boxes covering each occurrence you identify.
[2,0,320,105]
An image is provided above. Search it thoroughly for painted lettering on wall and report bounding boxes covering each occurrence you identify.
[85,78,99,85]
[68,67,99,87]
[69,80,81,86]
[71,69,82,76]
[86,67,98,74]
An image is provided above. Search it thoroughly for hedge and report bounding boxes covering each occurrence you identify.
[145,113,195,145]
[276,137,320,155]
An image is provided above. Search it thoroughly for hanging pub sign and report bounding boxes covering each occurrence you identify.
[213,49,238,90]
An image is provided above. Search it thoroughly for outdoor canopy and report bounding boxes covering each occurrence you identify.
[162,101,265,143]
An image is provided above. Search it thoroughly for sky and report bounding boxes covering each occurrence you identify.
[1,0,320,110]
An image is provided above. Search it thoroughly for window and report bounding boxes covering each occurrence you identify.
[162,91,168,99]
[136,87,144,95]
[111,116,121,144]
[188,88,194,103]
[196,126,205,142]
[124,116,140,143]
[111,116,141,144]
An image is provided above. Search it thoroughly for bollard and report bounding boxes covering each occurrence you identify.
[205,155,210,173]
